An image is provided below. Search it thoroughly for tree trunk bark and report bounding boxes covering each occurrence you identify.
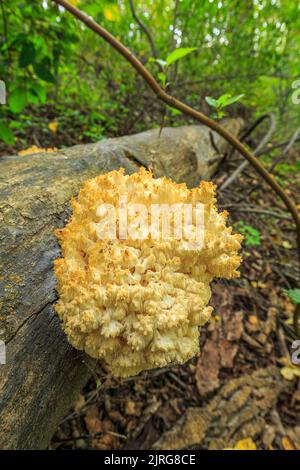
[0,120,243,450]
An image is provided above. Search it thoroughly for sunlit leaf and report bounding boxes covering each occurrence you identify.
[205,96,218,108]
[166,47,197,67]
[149,57,167,69]
[157,72,167,87]
[103,4,120,22]
[166,105,182,116]
[218,93,245,108]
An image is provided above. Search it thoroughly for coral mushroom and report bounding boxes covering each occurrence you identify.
[54,168,242,377]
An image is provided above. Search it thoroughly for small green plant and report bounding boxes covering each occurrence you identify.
[235,221,261,247]
[150,47,198,88]
[205,93,244,119]
[285,288,300,304]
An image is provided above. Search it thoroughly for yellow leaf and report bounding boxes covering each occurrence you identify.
[282,436,295,450]
[251,281,267,289]
[282,240,292,250]
[234,438,257,450]
[103,4,120,22]
[69,0,80,5]
[48,120,58,134]
[248,315,259,325]
[280,365,300,381]
[277,356,291,366]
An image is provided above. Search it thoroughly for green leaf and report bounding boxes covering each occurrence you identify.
[19,42,35,68]
[166,105,182,116]
[205,96,219,108]
[217,110,225,119]
[33,58,55,83]
[235,221,261,247]
[157,72,167,87]
[30,84,46,104]
[149,57,167,69]
[218,93,244,108]
[9,87,27,113]
[0,122,14,145]
[217,93,232,107]
[285,289,300,305]
[165,47,197,67]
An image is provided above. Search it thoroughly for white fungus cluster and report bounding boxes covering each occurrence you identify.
[54,168,242,377]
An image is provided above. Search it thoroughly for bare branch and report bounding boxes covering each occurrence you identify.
[129,0,158,59]
[220,113,276,191]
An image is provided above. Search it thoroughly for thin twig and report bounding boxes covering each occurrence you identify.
[237,125,300,202]
[268,125,300,173]
[220,112,276,191]
[52,0,300,336]
[226,207,291,221]
[129,0,158,59]
[0,0,7,39]
[54,430,127,443]
[170,0,180,51]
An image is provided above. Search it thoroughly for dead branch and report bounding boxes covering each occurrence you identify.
[220,112,276,191]
[129,0,158,59]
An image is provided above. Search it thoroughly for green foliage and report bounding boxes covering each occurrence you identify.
[165,47,197,67]
[205,93,244,119]
[285,289,300,305]
[235,221,261,247]
[0,0,299,148]
[0,122,14,144]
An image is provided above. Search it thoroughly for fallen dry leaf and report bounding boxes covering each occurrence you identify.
[248,315,259,325]
[48,120,58,134]
[234,437,257,450]
[280,365,300,381]
[84,404,101,434]
[282,436,296,450]
[125,400,137,416]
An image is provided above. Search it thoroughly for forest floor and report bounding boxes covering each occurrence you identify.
[46,122,300,451]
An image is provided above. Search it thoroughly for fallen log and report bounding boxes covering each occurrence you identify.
[0,120,243,449]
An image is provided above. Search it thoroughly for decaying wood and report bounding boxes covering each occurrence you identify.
[153,366,292,450]
[0,120,243,450]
